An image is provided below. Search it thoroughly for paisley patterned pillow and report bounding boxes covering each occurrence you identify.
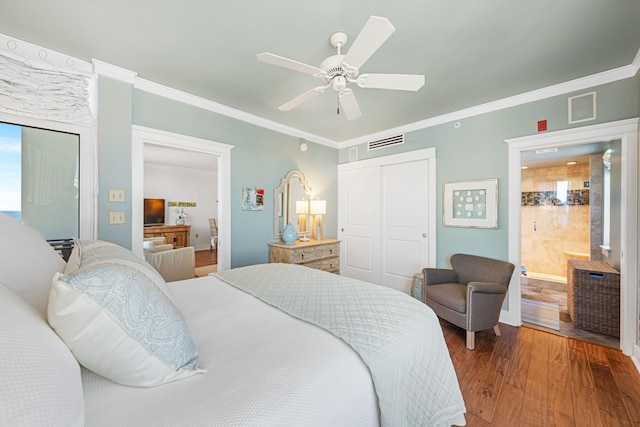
[48,241,204,387]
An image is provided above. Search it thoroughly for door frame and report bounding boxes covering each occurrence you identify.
[131,125,233,271]
[338,148,437,270]
[505,118,638,356]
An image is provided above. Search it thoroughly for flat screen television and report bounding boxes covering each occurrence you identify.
[144,198,165,226]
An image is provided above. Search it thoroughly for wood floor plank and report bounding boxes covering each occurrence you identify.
[607,355,640,425]
[466,354,510,423]
[503,338,532,391]
[547,357,575,427]
[567,340,604,427]
[442,323,640,426]
[589,361,633,427]
[520,379,548,427]
[490,383,524,427]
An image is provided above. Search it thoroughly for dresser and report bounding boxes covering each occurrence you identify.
[143,225,191,249]
[268,239,340,274]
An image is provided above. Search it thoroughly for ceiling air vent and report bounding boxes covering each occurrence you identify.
[367,134,404,151]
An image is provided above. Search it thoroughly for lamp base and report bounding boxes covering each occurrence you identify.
[312,215,324,241]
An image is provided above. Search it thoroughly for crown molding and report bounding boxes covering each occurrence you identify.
[92,59,137,84]
[340,63,638,148]
[632,47,640,76]
[134,77,337,148]
[90,51,638,151]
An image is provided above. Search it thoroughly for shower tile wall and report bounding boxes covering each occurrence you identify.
[521,163,590,278]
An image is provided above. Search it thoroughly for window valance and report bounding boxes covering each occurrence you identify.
[0,34,94,124]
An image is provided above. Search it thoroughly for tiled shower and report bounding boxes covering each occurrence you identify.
[520,161,594,282]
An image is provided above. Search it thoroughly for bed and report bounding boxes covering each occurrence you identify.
[0,213,466,427]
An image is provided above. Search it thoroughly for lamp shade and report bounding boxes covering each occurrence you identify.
[296,200,308,214]
[310,199,326,215]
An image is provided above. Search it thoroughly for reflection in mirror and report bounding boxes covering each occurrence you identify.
[273,170,312,239]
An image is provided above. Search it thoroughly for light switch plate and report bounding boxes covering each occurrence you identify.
[108,211,125,224]
[108,189,125,202]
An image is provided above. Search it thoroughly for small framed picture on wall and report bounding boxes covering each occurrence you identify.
[242,187,264,211]
[443,179,498,228]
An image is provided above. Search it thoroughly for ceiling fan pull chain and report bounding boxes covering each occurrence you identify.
[337,94,340,115]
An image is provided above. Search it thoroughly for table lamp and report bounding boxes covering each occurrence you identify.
[310,199,326,240]
[295,200,310,241]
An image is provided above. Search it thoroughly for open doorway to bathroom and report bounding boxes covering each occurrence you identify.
[519,140,620,348]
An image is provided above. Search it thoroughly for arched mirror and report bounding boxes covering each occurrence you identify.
[273,170,312,239]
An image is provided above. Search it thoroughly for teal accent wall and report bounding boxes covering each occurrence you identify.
[131,91,338,268]
[338,77,639,267]
[97,76,133,248]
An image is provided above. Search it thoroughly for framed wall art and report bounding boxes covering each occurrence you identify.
[443,179,498,228]
[242,187,264,211]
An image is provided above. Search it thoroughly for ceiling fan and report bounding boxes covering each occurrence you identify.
[257,16,425,120]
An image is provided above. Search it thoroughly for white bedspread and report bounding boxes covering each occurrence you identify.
[214,264,467,427]
[82,275,379,426]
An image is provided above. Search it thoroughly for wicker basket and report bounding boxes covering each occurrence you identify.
[567,260,620,337]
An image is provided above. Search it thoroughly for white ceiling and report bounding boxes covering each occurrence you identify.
[1,1,639,145]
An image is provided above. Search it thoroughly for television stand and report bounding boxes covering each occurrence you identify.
[143,225,190,249]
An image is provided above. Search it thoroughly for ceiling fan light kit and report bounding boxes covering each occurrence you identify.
[257,15,425,120]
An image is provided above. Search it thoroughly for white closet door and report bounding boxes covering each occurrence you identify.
[380,160,430,293]
[339,149,434,292]
[338,167,381,284]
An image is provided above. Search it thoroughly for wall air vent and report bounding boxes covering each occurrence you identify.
[367,134,404,151]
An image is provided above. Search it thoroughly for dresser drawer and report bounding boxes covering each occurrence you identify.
[268,239,341,274]
[303,257,340,273]
[289,242,339,264]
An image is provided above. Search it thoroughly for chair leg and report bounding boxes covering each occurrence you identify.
[466,330,475,350]
[493,324,501,336]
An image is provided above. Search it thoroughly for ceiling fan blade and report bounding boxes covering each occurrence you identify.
[339,90,362,120]
[278,85,328,111]
[357,73,425,91]
[257,52,322,76]
[342,16,395,71]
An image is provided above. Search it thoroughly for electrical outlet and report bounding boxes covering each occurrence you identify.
[108,189,126,202]
[108,211,126,224]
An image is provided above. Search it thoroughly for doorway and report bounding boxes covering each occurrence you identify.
[505,118,638,355]
[131,125,233,271]
[518,142,619,348]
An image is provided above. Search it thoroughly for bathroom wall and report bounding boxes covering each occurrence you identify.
[521,163,591,278]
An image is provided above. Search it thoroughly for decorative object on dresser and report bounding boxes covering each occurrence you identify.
[281,224,297,245]
[310,199,326,240]
[269,238,340,274]
[143,224,191,249]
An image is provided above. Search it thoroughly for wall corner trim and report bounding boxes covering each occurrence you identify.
[92,59,137,84]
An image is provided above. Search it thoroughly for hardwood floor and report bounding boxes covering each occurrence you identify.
[195,248,217,267]
[441,319,640,426]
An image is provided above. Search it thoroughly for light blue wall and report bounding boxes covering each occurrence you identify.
[97,76,133,248]
[94,76,637,268]
[131,91,338,268]
[338,78,639,267]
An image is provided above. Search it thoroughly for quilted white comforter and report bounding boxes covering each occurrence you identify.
[215,263,466,427]
[82,263,465,426]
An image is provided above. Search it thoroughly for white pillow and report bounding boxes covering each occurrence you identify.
[0,282,84,427]
[0,213,66,316]
[63,239,174,299]
[48,241,204,387]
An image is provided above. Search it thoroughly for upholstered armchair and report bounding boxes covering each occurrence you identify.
[143,237,195,282]
[423,253,515,350]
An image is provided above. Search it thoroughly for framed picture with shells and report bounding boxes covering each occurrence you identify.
[443,179,498,228]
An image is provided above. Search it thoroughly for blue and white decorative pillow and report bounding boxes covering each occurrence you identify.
[48,240,204,387]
